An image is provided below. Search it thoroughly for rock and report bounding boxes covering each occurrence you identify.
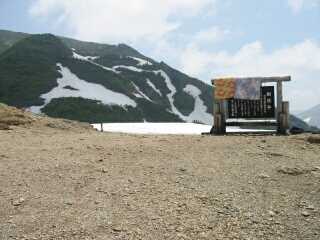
[277,167,310,176]
[306,205,315,210]
[12,197,25,206]
[64,200,73,206]
[258,173,270,179]
[302,211,310,217]
[179,168,187,172]
[112,226,122,232]
[0,123,10,130]
[307,136,320,144]
[269,152,284,157]
[268,210,276,217]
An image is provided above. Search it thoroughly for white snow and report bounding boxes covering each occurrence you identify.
[28,64,137,113]
[128,56,153,66]
[132,83,152,101]
[72,51,119,74]
[92,122,275,135]
[154,70,186,119]
[183,85,213,124]
[304,117,311,123]
[92,122,211,135]
[113,65,144,72]
[73,52,100,61]
[146,78,162,96]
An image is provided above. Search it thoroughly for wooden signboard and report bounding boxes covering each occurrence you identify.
[227,86,275,119]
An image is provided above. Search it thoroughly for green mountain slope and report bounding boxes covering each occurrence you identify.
[0,29,315,131]
[0,31,211,124]
[0,34,71,107]
[0,30,28,54]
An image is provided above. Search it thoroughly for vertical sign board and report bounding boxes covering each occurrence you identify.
[228,86,275,119]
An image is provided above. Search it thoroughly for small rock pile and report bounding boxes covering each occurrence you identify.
[0,103,33,130]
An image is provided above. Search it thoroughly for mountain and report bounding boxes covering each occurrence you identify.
[298,104,320,128]
[0,30,28,54]
[0,29,316,131]
[0,30,213,124]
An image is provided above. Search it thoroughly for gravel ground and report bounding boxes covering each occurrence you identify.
[0,119,320,239]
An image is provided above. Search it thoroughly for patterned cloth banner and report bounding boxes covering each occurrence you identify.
[234,78,261,100]
[214,78,236,100]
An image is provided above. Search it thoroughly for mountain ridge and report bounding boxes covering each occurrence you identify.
[0,30,213,124]
[298,104,320,128]
[0,29,316,131]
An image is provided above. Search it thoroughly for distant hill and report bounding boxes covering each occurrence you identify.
[298,104,320,128]
[0,29,315,131]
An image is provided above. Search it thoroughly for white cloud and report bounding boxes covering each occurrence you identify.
[287,0,320,13]
[29,0,215,43]
[193,26,230,44]
[179,40,320,111]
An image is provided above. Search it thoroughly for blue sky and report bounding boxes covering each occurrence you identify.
[0,0,320,111]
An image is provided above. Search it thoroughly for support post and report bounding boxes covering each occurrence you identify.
[279,101,290,135]
[277,81,283,134]
[213,100,226,135]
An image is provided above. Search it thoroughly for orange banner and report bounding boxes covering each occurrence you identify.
[214,78,236,100]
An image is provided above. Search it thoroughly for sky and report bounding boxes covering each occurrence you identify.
[0,0,320,111]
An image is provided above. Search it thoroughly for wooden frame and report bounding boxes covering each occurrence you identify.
[211,76,291,135]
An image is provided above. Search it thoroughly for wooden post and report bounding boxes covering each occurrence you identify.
[220,100,227,134]
[213,100,226,135]
[213,101,221,134]
[277,81,283,134]
[280,101,290,134]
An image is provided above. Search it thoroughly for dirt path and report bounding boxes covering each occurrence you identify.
[1,120,320,239]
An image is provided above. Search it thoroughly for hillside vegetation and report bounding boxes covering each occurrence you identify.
[0,29,316,131]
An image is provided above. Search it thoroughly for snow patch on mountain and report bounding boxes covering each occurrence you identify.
[146,78,162,96]
[73,52,100,61]
[304,117,311,123]
[28,63,136,113]
[298,104,320,128]
[72,51,119,73]
[132,83,152,102]
[128,56,152,66]
[69,54,212,124]
[154,70,186,120]
[92,123,275,135]
[183,85,213,124]
[113,65,144,72]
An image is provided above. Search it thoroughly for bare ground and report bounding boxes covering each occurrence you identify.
[0,106,320,239]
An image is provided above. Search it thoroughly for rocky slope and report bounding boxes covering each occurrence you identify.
[0,106,320,239]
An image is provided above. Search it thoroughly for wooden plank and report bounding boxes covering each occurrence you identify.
[214,113,222,134]
[226,121,278,127]
[212,76,291,85]
[214,112,226,135]
[277,81,283,133]
[282,101,290,130]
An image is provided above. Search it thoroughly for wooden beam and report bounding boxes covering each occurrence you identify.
[226,121,278,127]
[212,76,291,85]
